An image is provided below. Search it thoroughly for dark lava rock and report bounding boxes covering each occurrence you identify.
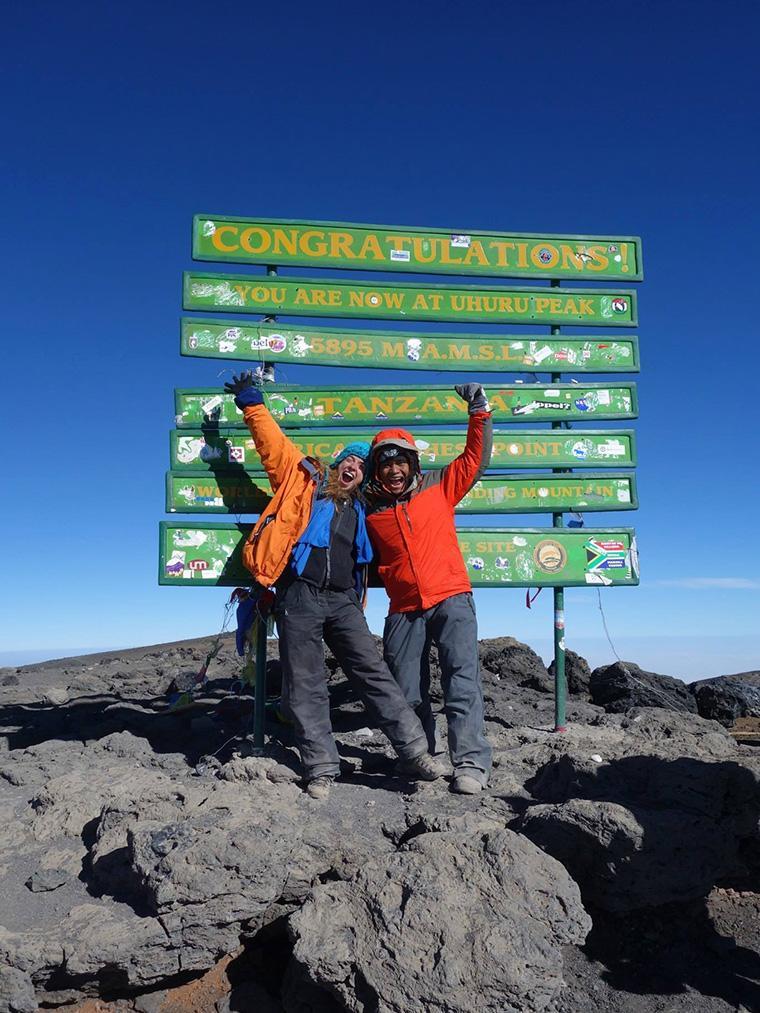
[590,661,697,714]
[480,637,552,693]
[548,649,591,697]
[692,678,760,727]
[690,670,760,726]
[520,743,760,912]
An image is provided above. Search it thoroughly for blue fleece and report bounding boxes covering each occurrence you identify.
[290,496,372,595]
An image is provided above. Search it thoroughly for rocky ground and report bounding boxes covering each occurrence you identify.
[1,635,759,1012]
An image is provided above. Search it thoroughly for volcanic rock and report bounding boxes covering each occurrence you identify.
[479,636,552,692]
[286,829,591,1013]
[691,673,760,726]
[548,647,592,696]
[590,660,697,714]
[519,710,760,911]
[2,636,760,1013]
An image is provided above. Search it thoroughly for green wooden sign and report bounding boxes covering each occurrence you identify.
[171,427,636,472]
[175,383,637,429]
[457,474,637,513]
[192,216,643,281]
[159,522,638,588]
[181,319,640,374]
[184,272,637,327]
[167,471,637,515]
[167,472,273,513]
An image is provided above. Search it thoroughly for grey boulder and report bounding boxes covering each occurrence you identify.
[286,829,591,1013]
[0,964,36,1013]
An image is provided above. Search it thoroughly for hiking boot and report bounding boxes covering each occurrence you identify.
[397,752,446,781]
[306,776,334,800]
[451,774,483,795]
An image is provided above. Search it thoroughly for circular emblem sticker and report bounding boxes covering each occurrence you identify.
[611,298,628,313]
[266,334,287,353]
[533,539,567,574]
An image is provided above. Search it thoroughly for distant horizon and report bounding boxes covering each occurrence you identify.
[3,631,756,683]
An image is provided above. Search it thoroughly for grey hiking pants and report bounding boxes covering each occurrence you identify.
[383,592,492,786]
[275,580,428,780]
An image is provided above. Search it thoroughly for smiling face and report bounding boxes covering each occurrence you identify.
[335,454,365,493]
[377,454,412,497]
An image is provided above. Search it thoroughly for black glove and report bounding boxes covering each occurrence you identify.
[224,371,264,410]
[454,383,490,415]
[224,372,256,397]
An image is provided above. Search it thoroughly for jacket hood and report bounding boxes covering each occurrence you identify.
[370,428,419,455]
[367,428,421,499]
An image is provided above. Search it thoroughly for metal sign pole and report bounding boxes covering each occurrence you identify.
[253,603,267,751]
[250,265,278,753]
[551,279,567,733]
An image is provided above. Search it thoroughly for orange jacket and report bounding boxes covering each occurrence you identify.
[240,404,319,586]
[365,412,493,613]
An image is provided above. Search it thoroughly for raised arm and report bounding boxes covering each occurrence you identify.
[439,384,493,505]
[224,373,303,492]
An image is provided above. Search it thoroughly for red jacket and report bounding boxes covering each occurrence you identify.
[365,412,493,613]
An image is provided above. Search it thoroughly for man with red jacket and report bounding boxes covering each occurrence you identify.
[364,383,493,795]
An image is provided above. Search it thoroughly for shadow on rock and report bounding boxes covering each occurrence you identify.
[0,683,281,768]
[517,750,760,1008]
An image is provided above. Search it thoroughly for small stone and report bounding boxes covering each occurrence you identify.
[590,754,603,763]
[25,868,69,892]
[42,687,69,705]
[133,988,168,1012]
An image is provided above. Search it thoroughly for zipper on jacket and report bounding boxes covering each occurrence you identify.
[395,501,423,609]
[325,512,332,587]
[402,503,413,532]
[252,513,276,546]
[324,500,344,588]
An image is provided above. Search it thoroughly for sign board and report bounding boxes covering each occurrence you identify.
[456,474,637,513]
[184,272,637,327]
[167,471,637,515]
[167,472,273,513]
[175,383,637,428]
[192,216,643,281]
[159,522,638,588]
[181,319,640,373]
[171,428,636,472]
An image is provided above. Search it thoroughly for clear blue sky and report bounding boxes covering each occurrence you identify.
[2,1,758,679]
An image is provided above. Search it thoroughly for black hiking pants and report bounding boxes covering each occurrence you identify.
[275,580,428,780]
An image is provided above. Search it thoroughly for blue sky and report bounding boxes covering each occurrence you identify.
[2,1,758,679]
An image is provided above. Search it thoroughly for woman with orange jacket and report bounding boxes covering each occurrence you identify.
[225,372,445,799]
